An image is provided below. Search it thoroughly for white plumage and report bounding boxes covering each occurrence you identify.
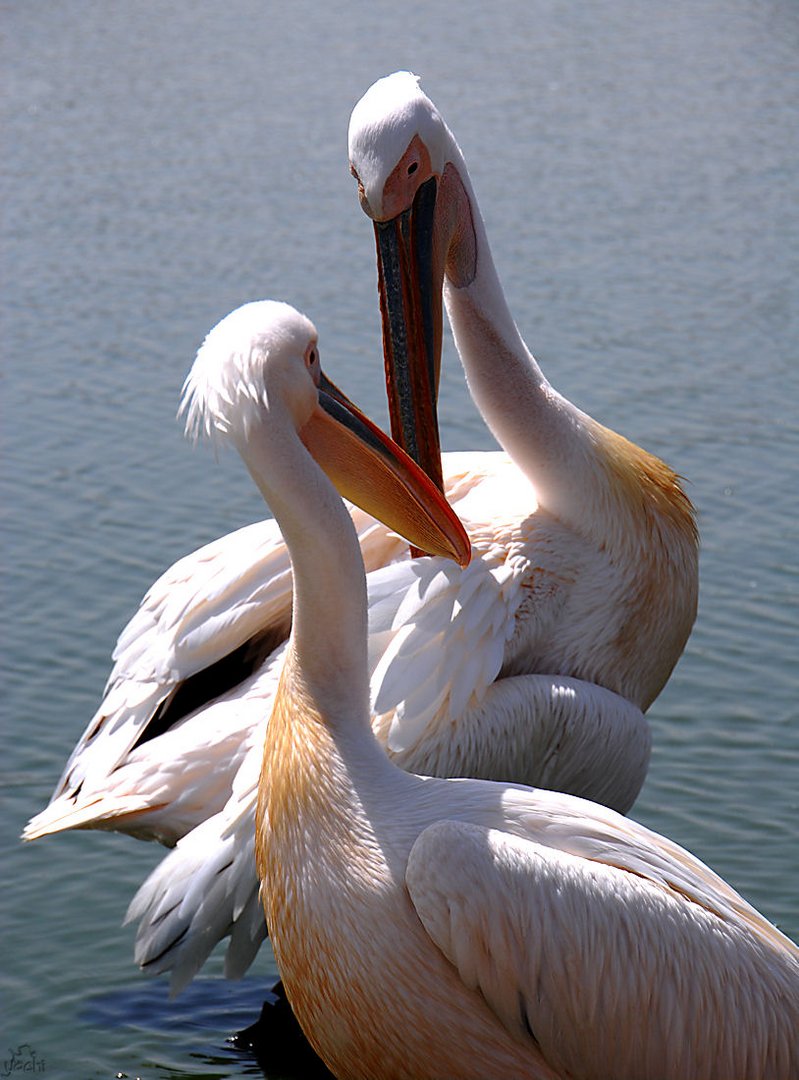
[223,298,798,1080]
[347,71,700,754]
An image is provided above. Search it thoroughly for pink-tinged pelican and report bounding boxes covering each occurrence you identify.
[348,70,698,769]
[220,299,797,1079]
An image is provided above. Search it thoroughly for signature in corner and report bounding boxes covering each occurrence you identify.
[2,1045,46,1075]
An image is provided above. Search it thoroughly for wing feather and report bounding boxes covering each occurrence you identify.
[370,551,526,756]
[406,817,799,1080]
[126,718,265,994]
[24,507,403,842]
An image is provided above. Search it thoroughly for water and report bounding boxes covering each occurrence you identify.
[3,1,798,1076]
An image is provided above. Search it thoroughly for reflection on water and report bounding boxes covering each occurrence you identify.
[4,0,798,1076]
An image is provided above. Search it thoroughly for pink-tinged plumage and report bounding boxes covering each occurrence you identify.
[348,72,699,781]
[238,296,798,1080]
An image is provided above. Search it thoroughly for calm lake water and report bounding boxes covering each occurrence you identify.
[3,1,798,1077]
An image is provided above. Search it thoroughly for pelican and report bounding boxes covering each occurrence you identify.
[191,299,795,1079]
[120,311,648,992]
[348,70,698,761]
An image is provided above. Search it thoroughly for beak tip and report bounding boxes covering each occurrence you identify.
[448,529,472,568]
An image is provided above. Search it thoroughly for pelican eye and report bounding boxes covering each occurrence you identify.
[305,344,319,373]
[407,161,419,176]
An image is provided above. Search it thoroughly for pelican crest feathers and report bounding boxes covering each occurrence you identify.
[180,300,317,445]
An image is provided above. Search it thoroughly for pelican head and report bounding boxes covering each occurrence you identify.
[348,72,450,222]
[349,73,475,491]
[181,300,319,446]
[180,300,470,566]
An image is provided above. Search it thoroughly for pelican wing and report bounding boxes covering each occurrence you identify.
[369,556,517,753]
[406,805,799,1079]
[24,508,404,842]
[126,725,265,994]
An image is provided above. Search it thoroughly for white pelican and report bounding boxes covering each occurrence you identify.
[189,298,796,1079]
[348,71,698,763]
[120,315,650,991]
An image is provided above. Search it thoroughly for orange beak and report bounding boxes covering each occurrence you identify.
[299,372,470,567]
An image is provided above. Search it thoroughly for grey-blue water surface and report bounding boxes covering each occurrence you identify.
[3,1,798,1077]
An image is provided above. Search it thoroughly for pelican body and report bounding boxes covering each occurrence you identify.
[264,666,799,1080]
[349,71,698,783]
[215,301,798,1080]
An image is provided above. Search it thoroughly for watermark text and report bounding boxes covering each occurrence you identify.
[2,1045,46,1075]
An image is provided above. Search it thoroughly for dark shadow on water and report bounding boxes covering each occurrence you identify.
[231,983,334,1080]
[81,976,332,1079]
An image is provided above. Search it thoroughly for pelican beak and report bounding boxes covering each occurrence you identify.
[299,372,470,567]
[373,175,445,493]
